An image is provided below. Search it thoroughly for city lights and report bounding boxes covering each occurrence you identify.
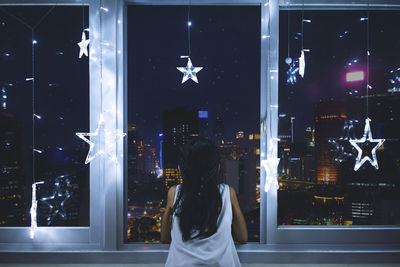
[346,70,365,82]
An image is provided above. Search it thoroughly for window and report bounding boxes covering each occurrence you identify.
[0,6,89,227]
[277,9,400,226]
[127,4,261,242]
[0,0,398,257]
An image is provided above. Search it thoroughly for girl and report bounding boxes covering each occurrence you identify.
[161,137,247,266]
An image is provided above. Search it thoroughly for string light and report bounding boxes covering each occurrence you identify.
[176,0,204,83]
[30,181,44,239]
[261,158,280,192]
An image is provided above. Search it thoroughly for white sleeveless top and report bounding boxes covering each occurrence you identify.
[165,184,241,267]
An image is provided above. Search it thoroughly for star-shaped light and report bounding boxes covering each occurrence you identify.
[286,60,299,84]
[176,57,203,84]
[349,118,385,171]
[261,158,280,192]
[40,177,72,225]
[77,31,90,58]
[299,49,305,78]
[329,120,358,163]
[76,114,126,164]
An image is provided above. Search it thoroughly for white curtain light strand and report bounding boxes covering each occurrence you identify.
[176,0,203,84]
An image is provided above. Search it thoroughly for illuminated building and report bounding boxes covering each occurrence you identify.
[162,107,199,189]
[198,110,210,139]
[163,168,183,189]
[219,142,240,160]
[314,101,347,184]
[0,111,26,226]
[127,124,138,176]
[213,116,224,144]
[342,92,400,225]
[236,131,244,139]
[137,141,157,174]
[278,114,292,178]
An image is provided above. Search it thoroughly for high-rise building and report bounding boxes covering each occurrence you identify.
[342,92,400,225]
[127,124,138,176]
[314,101,347,184]
[0,111,26,226]
[198,110,210,139]
[278,114,292,179]
[213,117,224,144]
[162,107,199,189]
[137,142,157,174]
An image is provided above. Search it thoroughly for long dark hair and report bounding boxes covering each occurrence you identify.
[171,137,222,241]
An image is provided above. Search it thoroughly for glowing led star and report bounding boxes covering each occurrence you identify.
[299,50,305,78]
[76,114,126,164]
[30,181,44,239]
[261,158,280,192]
[286,60,299,85]
[40,177,72,225]
[177,57,203,84]
[349,118,385,171]
[329,120,359,163]
[77,31,90,58]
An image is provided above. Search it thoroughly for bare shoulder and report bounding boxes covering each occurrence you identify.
[168,185,177,199]
[228,185,239,203]
[228,185,237,196]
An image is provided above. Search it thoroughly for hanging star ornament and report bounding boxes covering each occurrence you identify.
[176,57,203,84]
[77,31,90,58]
[329,120,359,163]
[349,118,385,171]
[286,60,299,85]
[76,114,126,164]
[40,177,72,225]
[261,158,280,192]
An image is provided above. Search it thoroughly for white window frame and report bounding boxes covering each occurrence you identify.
[0,0,119,250]
[0,0,399,263]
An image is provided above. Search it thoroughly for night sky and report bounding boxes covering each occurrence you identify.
[0,6,89,184]
[279,10,400,141]
[128,5,261,148]
[2,6,400,164]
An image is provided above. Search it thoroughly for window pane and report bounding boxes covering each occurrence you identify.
[278,10,400,226]
[0,6,89,226]
[127,5,260,242]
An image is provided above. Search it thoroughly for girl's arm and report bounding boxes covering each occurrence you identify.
[230,186,248,244]
[160,185,176,244]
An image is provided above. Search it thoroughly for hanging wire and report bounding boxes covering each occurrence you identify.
[100,0,104,109]
[287,1,290,59]
[366,0,370,118]
[0,7,55,186]
[301,0,304,50]
[82,4,85,32]
[187,0,192,57]
[267,1,274,156]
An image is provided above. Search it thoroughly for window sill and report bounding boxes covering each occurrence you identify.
[0,243,399,264]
